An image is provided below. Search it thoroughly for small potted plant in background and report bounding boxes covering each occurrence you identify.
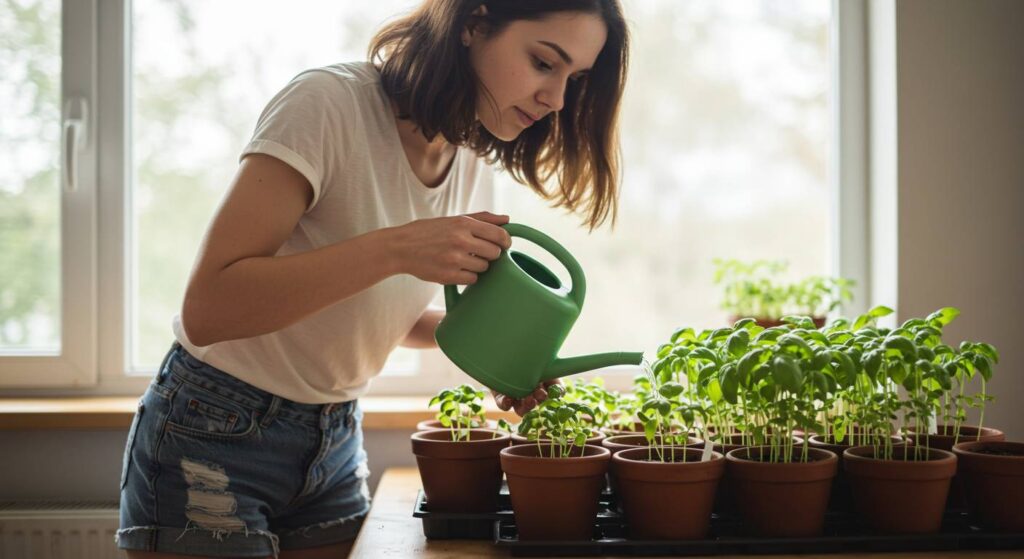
[499,384,611,540]
[611,378,725,540]
[713,258,854,328]
[842,308,962,534]
[411,385,511,512]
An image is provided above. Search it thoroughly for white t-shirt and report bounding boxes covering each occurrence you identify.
[171,61,495,404]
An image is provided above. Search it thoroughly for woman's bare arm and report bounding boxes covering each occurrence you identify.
[180,154,402,346]
[180,154,511,347]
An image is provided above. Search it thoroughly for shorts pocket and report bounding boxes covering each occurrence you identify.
[120,400,145,490]
[165,383,258,440]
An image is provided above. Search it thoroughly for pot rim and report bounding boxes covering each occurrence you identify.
[952,441,1024,475]
[612,447,724,483]
[953,440,1024,458]
[843,444,957,480]
[412,428,510,443]
[415,418,498,430]
[602,433,701,449]
[500,443,610,478]
[511,430,606,443]
[612,446,723,464]
[904,424,1004,438]
[501,442,610,459]
[725,446,838,483]
[725,445,837,465]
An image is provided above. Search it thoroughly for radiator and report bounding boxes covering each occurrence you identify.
[0,501,124,559]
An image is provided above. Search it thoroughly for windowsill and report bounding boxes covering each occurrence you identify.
[0,396,520,431]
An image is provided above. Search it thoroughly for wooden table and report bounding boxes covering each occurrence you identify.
[351,467,1024,559]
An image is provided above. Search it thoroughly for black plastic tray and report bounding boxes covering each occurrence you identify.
[415,486,1024,554]
[493,511,1024,556]
[413,481,616,539]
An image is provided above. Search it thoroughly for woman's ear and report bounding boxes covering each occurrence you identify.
[461,4,489,47]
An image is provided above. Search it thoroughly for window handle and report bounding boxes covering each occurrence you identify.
[62,97,89,193]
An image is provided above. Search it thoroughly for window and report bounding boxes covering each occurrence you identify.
[0,0,843,396]
[494,0,833,389]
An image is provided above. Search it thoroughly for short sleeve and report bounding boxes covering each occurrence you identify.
[241,70,354,212]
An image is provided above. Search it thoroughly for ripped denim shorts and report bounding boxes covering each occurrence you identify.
[117,341,371,557]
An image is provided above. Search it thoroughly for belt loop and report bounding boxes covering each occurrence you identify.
[345,400,358,429]
[261,396,282,428]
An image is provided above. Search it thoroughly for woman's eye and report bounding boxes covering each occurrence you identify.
[532,56,553,72]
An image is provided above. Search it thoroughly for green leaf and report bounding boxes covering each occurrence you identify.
[670,327,696,343]
[772,355,804,393]
[926,307,960,327]
[720,366,739,405]
[884,336,918,362]
[690,347,720,365]
[726,329,750,357]
[754,328,784,343]
[644,420,657,442]
[778,334,813,357]
[707,378,723,404]
[863,350,882,381]
[972,354,994,381]
[737,348,765,380]
[658,382,685,399]
[810,350,832,371]
[707,328,732,342]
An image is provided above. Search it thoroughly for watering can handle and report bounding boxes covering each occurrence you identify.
[502,223,587,309]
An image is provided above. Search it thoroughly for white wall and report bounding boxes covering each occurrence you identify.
[890,0,1024,437]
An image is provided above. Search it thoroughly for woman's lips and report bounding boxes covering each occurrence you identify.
[514,107,536,127]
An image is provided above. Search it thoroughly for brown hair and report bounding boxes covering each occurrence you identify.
[369,0,629,230]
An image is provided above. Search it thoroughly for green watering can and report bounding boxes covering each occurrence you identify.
[434,223,644,399]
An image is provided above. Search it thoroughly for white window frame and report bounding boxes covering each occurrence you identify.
[0,1,868,397]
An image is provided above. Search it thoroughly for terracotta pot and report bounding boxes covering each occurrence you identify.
[601,435,703,500]
[613,447,724,539]
[511,430,606,447]
[729,316,827,329]
[411,429,511,512]
[808,433,907,512]
[904,424,1005,450]
[415,418,498,431]
[844,445,957,534]
[707,433,750,516]
[726,446,837,537]
[904,424,1005,509]
[952,441,1024,531]
[500,444,610,540]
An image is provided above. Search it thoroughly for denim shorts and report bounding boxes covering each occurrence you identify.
[117,342,371,557]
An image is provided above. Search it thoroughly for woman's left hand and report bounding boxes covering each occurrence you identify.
[492,379,562,417]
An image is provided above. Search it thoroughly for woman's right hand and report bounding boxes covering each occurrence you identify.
[389,211,513,285]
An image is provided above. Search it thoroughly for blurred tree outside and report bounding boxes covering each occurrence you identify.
[0,0,61,350]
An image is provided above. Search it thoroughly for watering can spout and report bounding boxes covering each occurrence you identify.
[542,351,645,382]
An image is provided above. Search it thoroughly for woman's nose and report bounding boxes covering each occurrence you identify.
[537,81,567,113]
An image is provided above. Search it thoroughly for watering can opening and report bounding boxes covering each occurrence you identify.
[509,250,564,291]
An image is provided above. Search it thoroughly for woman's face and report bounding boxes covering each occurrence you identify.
[465,11,608,142]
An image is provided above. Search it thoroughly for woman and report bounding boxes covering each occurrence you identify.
[118,1,628,557]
